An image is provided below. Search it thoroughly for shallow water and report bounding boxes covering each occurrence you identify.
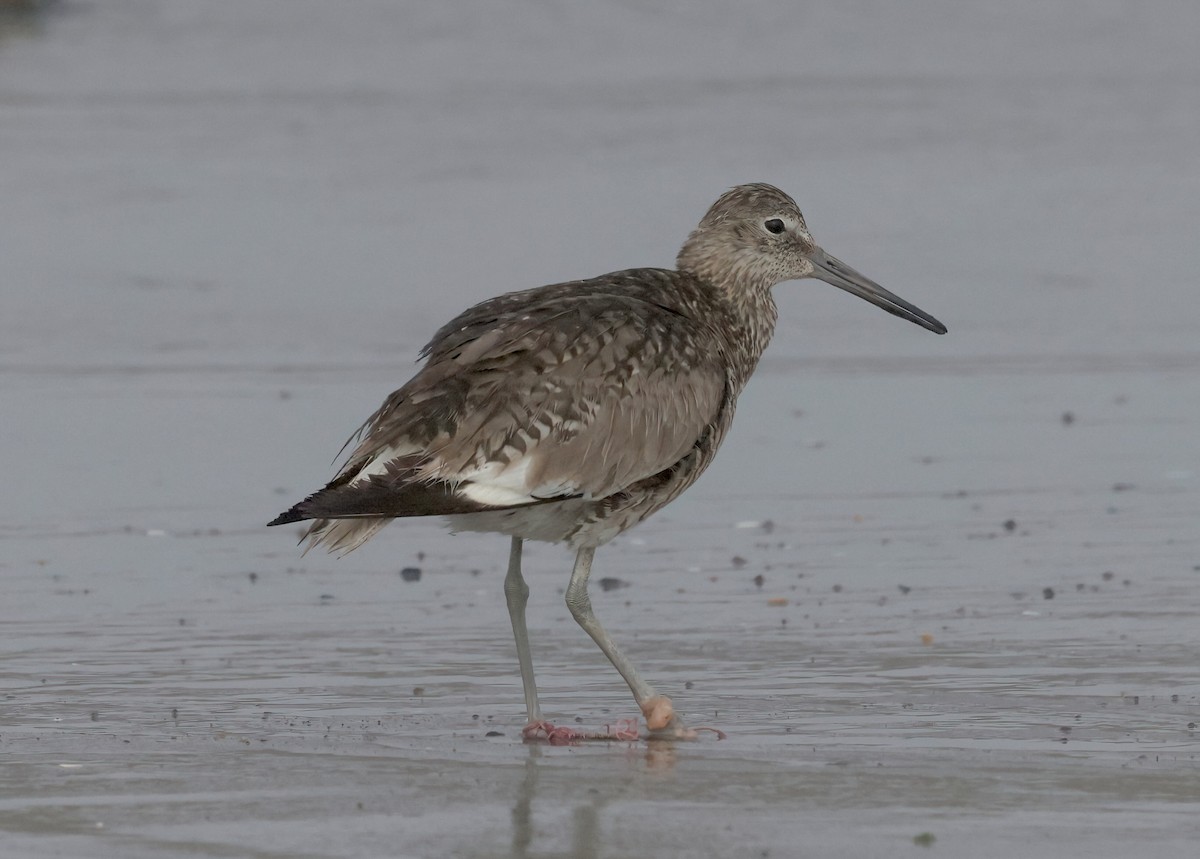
[3,2,1199,857]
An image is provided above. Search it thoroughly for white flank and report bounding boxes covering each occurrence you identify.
[349,445,415,485]
[454,452,577,507]
[458,482,539,507]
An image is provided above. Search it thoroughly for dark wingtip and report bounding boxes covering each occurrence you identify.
[267,508,305,527]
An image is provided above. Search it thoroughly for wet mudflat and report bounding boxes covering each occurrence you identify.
[5,364,1197,859]
[3,2,1199,857]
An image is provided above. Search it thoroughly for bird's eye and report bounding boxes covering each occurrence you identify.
[764,218,785,234]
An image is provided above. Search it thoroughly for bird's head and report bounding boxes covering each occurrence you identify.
[677,183,946,335]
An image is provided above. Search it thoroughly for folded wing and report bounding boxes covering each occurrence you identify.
[269,274,730,543]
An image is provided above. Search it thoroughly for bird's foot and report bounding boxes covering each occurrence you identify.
[521,720,577,744]
[641,696,727,741]
[519,698,727,743]
[521,717,642,744]
[640,695,676,731]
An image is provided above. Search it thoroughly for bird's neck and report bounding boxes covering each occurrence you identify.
[720,284,778,388]
[677,253,778,364]
[676,269,778,389]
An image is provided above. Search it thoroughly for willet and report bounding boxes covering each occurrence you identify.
[269,183,946,741]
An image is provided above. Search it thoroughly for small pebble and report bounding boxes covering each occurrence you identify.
[400,567,422,582]
[1042,587,1055,600]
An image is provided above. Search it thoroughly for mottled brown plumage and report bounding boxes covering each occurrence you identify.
[269,183,946,738]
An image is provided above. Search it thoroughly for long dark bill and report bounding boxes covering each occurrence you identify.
[809,247,947,335]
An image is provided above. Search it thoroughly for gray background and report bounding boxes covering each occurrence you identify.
[2,2,1198,857]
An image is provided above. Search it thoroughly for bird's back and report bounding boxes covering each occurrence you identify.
[271,267,771,551]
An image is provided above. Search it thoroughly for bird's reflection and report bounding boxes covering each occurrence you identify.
[509,747,538,857]
[507,739,679,858]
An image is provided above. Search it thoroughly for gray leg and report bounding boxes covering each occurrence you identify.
[564,547,659,707]
[503,536,542,722]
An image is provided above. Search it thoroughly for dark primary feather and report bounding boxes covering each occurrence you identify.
[267,456,563,525]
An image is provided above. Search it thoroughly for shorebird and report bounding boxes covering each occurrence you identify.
[269,183,946,741]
